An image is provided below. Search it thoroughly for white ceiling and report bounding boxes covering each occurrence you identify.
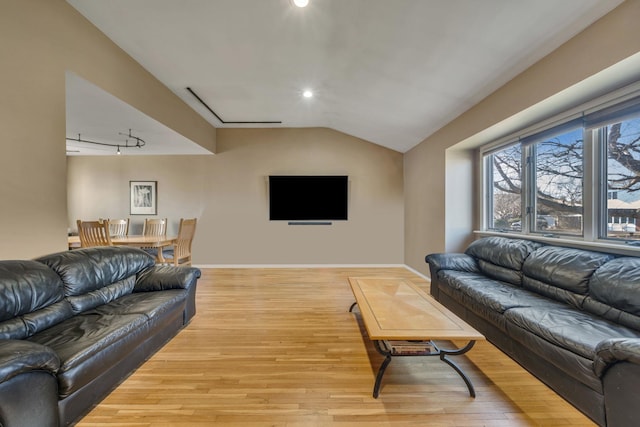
[66,72,213,156]
[66,0,625,155]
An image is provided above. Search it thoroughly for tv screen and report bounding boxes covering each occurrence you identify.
[269,175,348,221]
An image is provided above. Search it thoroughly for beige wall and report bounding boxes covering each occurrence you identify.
[67,156,209,237]
[0,0,215,259]
[404,0,640,276]
[68,128,405,265]
[4,0,640,272]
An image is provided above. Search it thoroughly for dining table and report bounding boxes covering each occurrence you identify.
[68,235,176,263]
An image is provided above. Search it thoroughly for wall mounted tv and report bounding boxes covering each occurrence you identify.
[269,175,348,221]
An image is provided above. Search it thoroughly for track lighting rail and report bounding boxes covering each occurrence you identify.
[66,129,146,154]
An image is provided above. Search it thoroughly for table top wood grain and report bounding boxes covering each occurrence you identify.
[348,277,485,341]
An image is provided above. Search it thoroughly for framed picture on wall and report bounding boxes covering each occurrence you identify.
[130,181,157,215]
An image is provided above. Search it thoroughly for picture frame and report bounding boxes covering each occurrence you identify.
[130,181,157,215]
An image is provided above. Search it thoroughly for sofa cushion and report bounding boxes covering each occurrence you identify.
[0,261,65,322]
[504,306,640,360]
[65,276,136,315]
[464,237,543,286]
[583,297,640,333]
[521,246,614,309]
[91,290,186,320]
[582,257,640,332]
[21,301,74,338]
[35,247,154,299]
[506,320,604,393]
[438,270,555,314]
[589,257,640,315]
[0,318,29,340]
[28,312,149,398]
[0,261,69,339]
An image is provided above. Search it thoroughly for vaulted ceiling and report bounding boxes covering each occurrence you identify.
[66,0,624,155]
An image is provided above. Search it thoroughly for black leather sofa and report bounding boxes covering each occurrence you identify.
[426,236,640,427]
[0,246,200,427]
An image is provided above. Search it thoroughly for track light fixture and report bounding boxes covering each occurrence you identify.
[66,129,146,155]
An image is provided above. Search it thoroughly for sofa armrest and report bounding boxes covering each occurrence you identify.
[425,253,479,299]
[0,340,60,427]
[425,253,479,274]
[594,338,640,427]
[0,340,59,384]
[135,266,202,323]
[593,338,640,377]
[134,265,201,292]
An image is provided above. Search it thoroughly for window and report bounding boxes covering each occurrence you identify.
[481,89,640,248]
[531,127,584,235]
[601,117,640,241]
[485,144,521,231]
[483,123,584,236]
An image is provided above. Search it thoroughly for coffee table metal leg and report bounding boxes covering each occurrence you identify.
[370,340,477,398]
[372,340,392,398]
[440,340,477,397]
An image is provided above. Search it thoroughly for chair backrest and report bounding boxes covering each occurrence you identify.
[77,220,113,247]
[142,218,167,237]
[171,218,197,266]
[107,218,129,237]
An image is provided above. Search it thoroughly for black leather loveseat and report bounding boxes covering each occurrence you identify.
[0,246,200,427]
[426,236,640,427]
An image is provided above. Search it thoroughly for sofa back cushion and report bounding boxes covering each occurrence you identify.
[521,245,614,308]
[522,246,615,308]
[36,247,155,314]
[464,237,543,286]
[0,261,64,321]
[0,260,71,339]
[584,257,640,331]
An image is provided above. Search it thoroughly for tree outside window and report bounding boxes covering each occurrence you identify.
[605,117,640,240]
[486,144,521,230]
[533,128,583,234]
[484,95,640,245]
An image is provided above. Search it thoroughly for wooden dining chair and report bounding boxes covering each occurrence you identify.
[77,220,112,247]
[162,218,197,266]
[107,218,129,237]
[140,218,168,259]
[142,218,167,237]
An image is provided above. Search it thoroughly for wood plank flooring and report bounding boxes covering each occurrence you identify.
[77,267,595,426]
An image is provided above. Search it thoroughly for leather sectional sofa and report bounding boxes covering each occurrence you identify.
[426,236,640,427]
[0,246,200,427]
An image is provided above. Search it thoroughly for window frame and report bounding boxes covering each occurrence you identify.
[479,83,640,252]
[528,123,586,237]
[482,141,522,232]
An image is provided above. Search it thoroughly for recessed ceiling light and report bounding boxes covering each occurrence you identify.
[303,90,313,98]
[292,0,309,8]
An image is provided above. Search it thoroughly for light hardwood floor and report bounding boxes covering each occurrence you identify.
[77,267,595,426]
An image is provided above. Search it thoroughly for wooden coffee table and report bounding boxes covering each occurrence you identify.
[348,277,485,398]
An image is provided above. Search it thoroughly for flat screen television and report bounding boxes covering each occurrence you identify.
[269,175,348,221]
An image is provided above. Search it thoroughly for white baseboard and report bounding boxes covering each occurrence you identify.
[403,264,431,281]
